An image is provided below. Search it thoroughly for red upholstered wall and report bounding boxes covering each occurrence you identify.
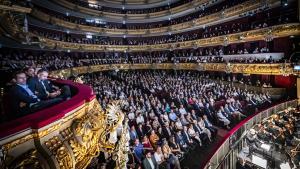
[274,75,297,88]
[273,37,292,56]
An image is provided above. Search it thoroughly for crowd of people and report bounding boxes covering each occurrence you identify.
[0,46,278,73]
[82,70,273,168]
[65,0,193,14]
[2,68,71,121]
[34,0,249,30]
[31,10,294,46]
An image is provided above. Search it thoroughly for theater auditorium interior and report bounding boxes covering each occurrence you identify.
[0,0,300,169]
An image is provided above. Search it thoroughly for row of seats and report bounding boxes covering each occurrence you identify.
[83,70,273,168]
[0,46,278,72]
[32,0,249,30]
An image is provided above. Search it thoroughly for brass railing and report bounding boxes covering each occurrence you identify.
[50,63,295,78]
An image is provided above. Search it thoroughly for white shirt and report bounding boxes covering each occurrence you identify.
[179,108,187,115]
[175,121,183,129]
[154,152,163,164]
[136,116,145,124]
[147,157,155,169]
[188,128,196,136]
[128,112,135,120]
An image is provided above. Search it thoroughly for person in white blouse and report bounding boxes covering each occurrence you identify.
[136,113,145,125]
[198,117,212,142]
[188,124,202,146]
[127,111,135,121]
[154,146,165,165]
[217,110,231,129]
[178,104,187,115]
[175,119,183,130]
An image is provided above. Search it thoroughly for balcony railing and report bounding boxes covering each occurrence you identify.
[31,0,281,36]
[54,0,210,20]
[0,79,95,138]
[0,79,129,169]
[33,23,300,51]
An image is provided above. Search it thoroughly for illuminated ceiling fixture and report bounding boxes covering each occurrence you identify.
[86,33,92,39]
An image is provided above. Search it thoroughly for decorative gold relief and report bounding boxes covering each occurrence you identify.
[45,136,73,169]
[56,146,73,169]
[51,63,295,79]
[8,149,41,169]
[32,0,279,36]
[32,23,300,52]
[113,119,130,169]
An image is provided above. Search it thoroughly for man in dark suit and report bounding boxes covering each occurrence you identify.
[9,71,61,119]
[175,130,188,151]
[136,123,146,139]
[162,123,173,140]
[182,126,194,145]
[142,151,159,169]
[27,69,71,100]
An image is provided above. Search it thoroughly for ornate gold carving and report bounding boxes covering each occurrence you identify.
[56,146,73,169]
[56,0,208,20]
[51,63,295,79]
[2,123,61,152]
[32,23,300,52]
[113,119,129,169]
[8,149,41,169]
[32,0,279,36]
[44,136,73,169]
[1,92,129,169]
[2,134,34,152]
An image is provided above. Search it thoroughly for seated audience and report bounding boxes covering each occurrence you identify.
[9,71,61,118]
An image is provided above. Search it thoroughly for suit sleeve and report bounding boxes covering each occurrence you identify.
[28,79,48,99]
[12,87,39,104]
[45,80,55,92]
[27,78,35,92]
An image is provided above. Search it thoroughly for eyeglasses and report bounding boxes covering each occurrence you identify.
[17,76,27,79]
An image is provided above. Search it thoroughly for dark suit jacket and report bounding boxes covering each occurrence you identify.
[162,126,173,139]
[9,85,39,117]
[142,156,159,169]
[175,133,187,146]
[27,77,54,100]
[136,127,145,139]
[182,131,191,143]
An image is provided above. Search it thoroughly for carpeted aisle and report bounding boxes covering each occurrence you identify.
[180,128,228,169]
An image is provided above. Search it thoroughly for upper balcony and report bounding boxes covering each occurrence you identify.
[75,0,180,9]
[31,23,300,52]
[29,0,283,36]
[33,0,221,23]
